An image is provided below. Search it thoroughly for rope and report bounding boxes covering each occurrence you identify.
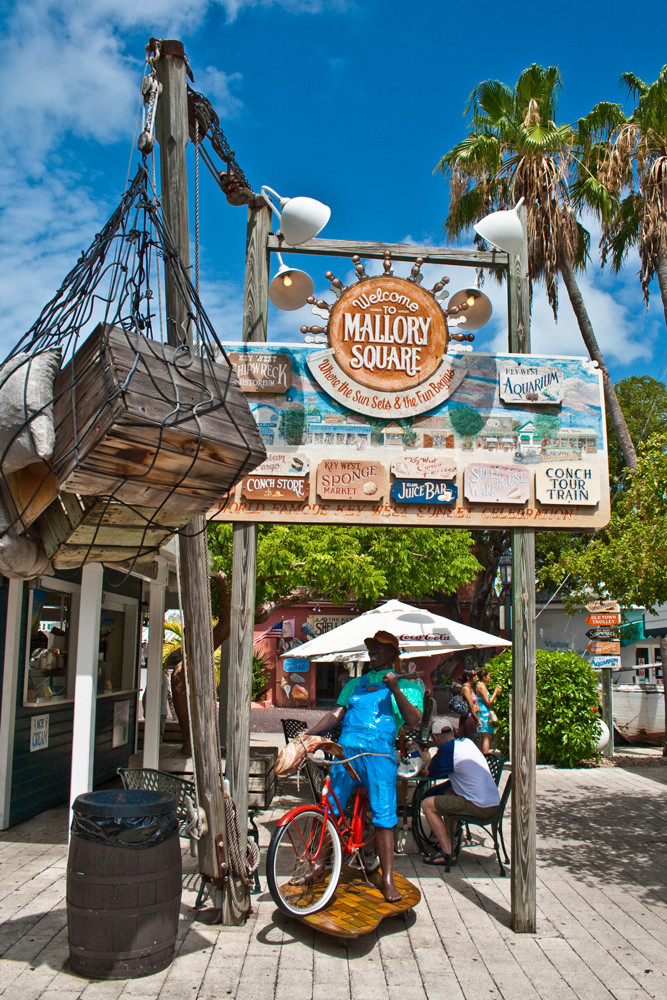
[194,117,201,353]
[224,793,260,912]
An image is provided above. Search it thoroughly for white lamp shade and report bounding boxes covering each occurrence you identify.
[448,288,493,330]
[474,202,524,255]
[261,186,331,246]
[280,196,331,245]
[269,263,314,310]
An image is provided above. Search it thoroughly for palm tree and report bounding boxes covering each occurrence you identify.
[578,67,667,329]
[436,64,637,470]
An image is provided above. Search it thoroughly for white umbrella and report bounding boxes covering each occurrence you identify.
[283,600,511,663]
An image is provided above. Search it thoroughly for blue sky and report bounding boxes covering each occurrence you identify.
[1,0,665,388]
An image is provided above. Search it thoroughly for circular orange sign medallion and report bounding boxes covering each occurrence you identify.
[328,276,449,391]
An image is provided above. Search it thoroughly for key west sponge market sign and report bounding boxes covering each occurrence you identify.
[213,274,610,531]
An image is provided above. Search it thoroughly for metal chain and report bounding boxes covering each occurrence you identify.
[187,86,254,205]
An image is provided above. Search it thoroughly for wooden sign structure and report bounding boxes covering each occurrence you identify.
[586,640,621,655]
[586,627,619,641]
[586,612,622,627]
[211,344,610,532]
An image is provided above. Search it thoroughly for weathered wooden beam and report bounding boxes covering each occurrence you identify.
[155,42,230,904]
[225,203,271,921]
[507,203,537,934]
[266,234,509,269]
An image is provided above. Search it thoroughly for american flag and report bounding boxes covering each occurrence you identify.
[253,620,283,644]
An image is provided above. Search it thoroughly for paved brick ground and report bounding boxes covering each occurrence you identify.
[1,748,665,1000]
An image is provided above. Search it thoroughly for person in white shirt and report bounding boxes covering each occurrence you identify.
[421,719,500,866]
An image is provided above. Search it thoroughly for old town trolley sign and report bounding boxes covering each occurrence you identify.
[307,276,467,418]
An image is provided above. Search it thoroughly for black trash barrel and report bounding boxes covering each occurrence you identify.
[67,789,182,980]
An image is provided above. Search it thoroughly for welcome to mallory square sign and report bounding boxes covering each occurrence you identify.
[210,341,610,531]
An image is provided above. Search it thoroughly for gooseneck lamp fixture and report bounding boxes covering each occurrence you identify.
[474,197,525,254]
[260,186,331,246]
[269,254,314,311]
[447,287,493,331]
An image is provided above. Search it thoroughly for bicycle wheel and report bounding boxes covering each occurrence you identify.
[411,780,439,856]
[266,809,343,917]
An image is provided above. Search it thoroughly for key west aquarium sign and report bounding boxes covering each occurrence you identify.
[307,276,467,418]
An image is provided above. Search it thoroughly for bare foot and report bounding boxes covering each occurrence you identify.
[382,877,402,903]
[289,861,326,886]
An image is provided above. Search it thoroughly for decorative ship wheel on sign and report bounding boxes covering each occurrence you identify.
[298,252,480,355]
[269,250,493,420]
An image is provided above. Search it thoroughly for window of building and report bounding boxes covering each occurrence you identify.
[97,596,138,695]
[23,583,139,707]
[24,584,77,706]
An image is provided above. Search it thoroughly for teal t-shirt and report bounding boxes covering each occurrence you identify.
[337,670,424,731]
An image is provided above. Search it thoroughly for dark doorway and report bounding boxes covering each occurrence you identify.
[315,662,350,706]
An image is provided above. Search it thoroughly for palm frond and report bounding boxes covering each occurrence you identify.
[600,194,642,271]
[464,79,514,122]
[577,102,627,142]
[621,71,649,100]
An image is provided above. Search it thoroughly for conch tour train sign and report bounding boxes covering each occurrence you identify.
[212,273,610,531]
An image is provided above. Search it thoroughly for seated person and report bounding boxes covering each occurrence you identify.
[306,630,423,902]
[421,719,500,866]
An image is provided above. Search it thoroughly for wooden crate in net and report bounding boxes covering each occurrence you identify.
[35,494,192,570]
[52,324,266,516]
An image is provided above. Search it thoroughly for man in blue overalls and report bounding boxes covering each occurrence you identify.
[307,630,423,902]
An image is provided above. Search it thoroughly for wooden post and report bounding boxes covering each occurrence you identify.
[601,667,614,758]
[143,557,168,769]
[225,203,271,918]
[0,579,24,828]
[507,203,537,933]
[69,562,104,816]
[154,41,229,896]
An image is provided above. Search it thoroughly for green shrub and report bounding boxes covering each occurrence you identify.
[252,652,271,702]
[484,649,601,767]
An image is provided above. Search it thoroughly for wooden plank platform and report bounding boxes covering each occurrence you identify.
[293,867,420,939]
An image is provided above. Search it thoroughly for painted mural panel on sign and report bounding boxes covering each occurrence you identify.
[210,344,610,531]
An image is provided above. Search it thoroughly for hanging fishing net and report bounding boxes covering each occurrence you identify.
[0,166,265,577]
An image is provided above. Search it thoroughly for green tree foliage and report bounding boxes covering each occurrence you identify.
[279,408,306,444]
[486,649,601,767]
[207,523,482,615]
[533,411,560,442]
[252,652,270,701]
[534,378,666,592]
[607,376,667,480]
[449,405,484,447]
[578,66,667,324]
[435,63,636,470]
[540,433,667,613]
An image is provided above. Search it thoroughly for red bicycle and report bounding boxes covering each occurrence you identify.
[266,753,381,917]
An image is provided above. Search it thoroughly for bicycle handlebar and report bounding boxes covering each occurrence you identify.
[302,750,393,768]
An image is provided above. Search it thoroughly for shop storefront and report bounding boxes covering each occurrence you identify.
[0,567,143,828]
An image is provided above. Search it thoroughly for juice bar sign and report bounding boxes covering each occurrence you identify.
[306,276,467,418]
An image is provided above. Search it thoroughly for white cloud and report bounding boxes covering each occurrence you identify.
[196,67,244,118]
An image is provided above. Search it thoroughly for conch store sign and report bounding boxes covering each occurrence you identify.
[212,276,610,531]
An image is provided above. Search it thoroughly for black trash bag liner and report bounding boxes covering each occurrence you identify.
[71,790,178,848]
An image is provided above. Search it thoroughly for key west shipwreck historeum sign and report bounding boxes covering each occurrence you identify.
[211,275,610,531]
